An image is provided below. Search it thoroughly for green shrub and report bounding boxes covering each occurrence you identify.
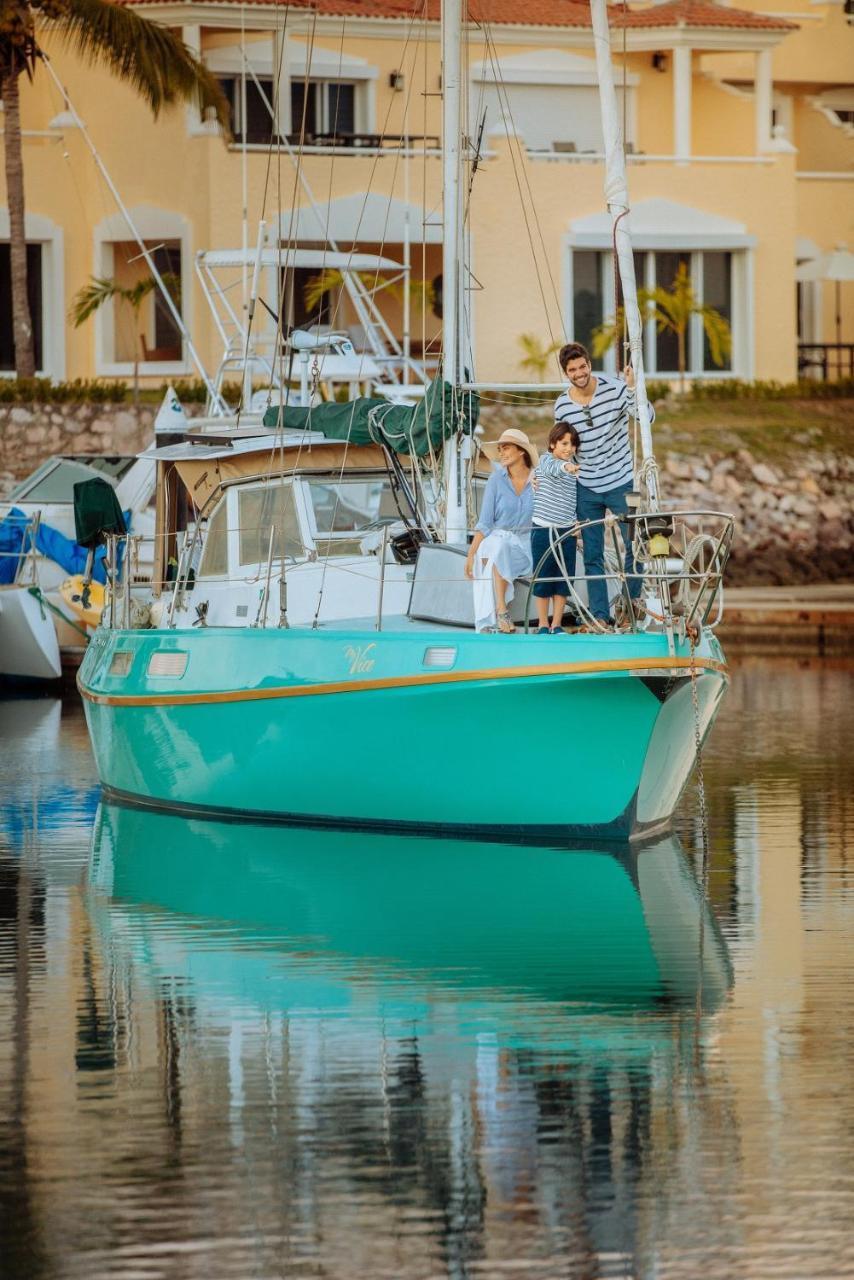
[165,379,242,407]
[0,378,129,404]
[689,378,854,401]
[644,380,671,402]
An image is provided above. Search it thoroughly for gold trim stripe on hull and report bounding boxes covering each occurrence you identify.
[78,655,728,709]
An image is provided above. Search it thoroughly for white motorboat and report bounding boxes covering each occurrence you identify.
[0,452,156,681]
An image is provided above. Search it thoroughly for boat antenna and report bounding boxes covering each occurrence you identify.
[589,0,660,509]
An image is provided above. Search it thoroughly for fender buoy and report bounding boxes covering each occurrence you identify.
[60,576,105,629]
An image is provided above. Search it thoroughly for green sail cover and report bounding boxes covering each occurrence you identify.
[262,377,478,457]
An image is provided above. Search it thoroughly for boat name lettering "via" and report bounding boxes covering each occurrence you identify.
[345,643,377,674]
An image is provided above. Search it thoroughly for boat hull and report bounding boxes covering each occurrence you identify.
[79,625,728,841]
[0,585,62,682]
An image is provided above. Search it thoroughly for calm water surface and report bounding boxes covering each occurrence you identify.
[0,657,852,1279]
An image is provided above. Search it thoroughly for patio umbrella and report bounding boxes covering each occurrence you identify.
[795,247,854,344]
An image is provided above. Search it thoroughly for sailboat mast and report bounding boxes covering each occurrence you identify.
[589,0,659,508]
[440,0,469,544]
[441,0,462,386]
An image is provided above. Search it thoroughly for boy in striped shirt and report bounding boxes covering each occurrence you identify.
[554,342,653,625]
[531,422,581,633]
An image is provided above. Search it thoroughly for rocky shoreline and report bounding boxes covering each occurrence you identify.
[1,398,851,587]
[659,448,851,585]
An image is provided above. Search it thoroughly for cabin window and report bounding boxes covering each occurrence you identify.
[238,484,303,567]
[7,458,105,503]
[198,498,229,578]
[305,477,399,556]
[0,244,43,372]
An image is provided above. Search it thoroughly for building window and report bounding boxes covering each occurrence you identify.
[571,249,735,377]
[102,239,183,365]
[572,251,605,368]
[0,244,43,371]
[219,76,277,145]
[290,80,357,139]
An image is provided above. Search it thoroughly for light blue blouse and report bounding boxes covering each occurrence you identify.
[475,465,534,536]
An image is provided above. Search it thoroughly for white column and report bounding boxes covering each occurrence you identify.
[182,26,204,131]
[273,30,291,135]
[673,45,692,161]
[754,48,773,153]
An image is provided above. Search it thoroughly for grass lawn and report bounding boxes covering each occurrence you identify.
[483,395,854,464]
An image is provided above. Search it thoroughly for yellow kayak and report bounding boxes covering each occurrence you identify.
[60,576,105,629]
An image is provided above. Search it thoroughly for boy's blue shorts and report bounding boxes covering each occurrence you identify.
[530,526,578,599]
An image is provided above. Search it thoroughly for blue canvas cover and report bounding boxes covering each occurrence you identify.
[0,507,130,584]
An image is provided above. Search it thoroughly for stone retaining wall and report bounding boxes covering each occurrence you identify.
[0,401,204,491]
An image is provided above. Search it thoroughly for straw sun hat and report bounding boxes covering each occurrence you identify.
[479,428,539,469]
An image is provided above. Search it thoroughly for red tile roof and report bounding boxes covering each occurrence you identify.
[125,0,796,33]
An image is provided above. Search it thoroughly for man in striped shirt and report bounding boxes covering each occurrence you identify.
[554,342,653,625]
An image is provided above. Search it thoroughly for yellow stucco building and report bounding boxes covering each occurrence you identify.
[1,0,852,388]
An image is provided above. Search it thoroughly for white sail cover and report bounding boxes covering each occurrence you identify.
[589,0,658,503]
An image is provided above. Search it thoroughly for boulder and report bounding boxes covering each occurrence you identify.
[751,462,779,486]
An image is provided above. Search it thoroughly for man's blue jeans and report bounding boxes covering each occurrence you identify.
[576,481,641,621]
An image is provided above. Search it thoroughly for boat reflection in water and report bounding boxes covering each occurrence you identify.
[89,803,731,1039]
[84,805,734,1273]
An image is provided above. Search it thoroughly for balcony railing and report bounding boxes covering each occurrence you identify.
[798,343,854,381]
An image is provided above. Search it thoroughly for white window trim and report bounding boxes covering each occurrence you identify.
[92,206,192,378]
[0,210,66,381]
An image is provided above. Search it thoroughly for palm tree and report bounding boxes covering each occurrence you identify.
[1,0,229,378]
[592,263,732,391]
[70,271,182,405]
[301,269,436,320]
[517,333,562,381]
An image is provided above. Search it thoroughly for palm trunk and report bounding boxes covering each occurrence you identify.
[677,326,686,394]
[1,70,37,378]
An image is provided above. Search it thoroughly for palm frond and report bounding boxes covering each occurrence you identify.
[70,270,180,325]
[70,276,123,326]
[517,332,561,379]
[698,305,733,367]
[56,0,230,132]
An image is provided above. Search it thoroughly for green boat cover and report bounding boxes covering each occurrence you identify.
[73,477,127,549]
[262,377,478,457]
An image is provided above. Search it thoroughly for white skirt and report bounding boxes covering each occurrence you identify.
[472,530,533,632]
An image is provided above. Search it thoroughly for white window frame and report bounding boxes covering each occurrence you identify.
[0,210,65,381]
[92,206,192,379]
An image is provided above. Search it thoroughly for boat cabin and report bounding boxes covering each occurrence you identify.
[149,432,451,627]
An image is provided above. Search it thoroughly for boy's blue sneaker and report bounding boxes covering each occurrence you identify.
[536,626,551,634]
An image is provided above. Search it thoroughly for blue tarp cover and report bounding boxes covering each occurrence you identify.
[0,507,129,585]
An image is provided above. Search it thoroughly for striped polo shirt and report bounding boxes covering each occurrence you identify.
[532,453,577,527]
[554,374,652,495]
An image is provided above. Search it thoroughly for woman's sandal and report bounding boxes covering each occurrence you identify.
[497,610,515,634]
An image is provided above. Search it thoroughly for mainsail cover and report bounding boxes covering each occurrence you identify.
[262,378,478,457]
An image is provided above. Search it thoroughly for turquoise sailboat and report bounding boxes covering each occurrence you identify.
[77,0,733,842]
